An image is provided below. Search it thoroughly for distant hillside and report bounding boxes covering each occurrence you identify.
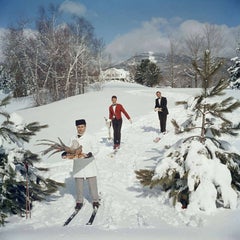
[110,52,232,88]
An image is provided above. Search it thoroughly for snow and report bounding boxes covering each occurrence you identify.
[1,81,240,240]
[185,140,237,211]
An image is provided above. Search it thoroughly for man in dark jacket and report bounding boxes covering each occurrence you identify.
[154,91,169,133]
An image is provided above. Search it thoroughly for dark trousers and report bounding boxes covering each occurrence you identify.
[158,113,167,133]
[112,118,122,144]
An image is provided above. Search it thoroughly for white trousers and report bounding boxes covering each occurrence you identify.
[75,177,99,203]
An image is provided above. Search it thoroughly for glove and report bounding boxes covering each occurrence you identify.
[129,119,132,124]
[85,152,93,158]
[105,118,112,128]
[61,151,67,158]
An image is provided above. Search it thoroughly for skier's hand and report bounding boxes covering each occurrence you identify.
[105,118,112,128]
[61,151,68,159]
[129,119,132,124]
[85,152,93,158]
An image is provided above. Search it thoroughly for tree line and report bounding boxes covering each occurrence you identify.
[0,4,104,105]
[0,4,239,105]
[133,24,240,88]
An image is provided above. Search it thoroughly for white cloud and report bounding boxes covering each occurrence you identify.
[59,0,86,16]
[105,18,239,63]
[179,20,205,36]
[105,18,171,63]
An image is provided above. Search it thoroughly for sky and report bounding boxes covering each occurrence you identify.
[0,0,240,62]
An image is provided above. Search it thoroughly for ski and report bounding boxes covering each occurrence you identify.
[63,208,81,226]
[153,137,161,143]
[153,131,168,143]
[109,148,120,158]
[86,207,98,225]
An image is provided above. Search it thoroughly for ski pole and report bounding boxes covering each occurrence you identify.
[25,162,31,219]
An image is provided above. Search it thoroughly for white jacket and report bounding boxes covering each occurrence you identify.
[69,132,98,179]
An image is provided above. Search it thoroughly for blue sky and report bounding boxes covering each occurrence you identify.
[0,0,240,62]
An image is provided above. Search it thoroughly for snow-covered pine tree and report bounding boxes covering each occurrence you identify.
[228,47,240,89]
[0,65,13,94]
[136,50,240,212]
[0,96,64,226]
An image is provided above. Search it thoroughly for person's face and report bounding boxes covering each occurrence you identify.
[112,97,117,104]
[76,124,86,135]
[156,92,161,98]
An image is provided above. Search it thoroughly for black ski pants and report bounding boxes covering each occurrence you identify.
[158,112,167,133]
[112,118,122,145]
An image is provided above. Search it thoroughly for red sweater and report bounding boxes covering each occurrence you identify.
[109,104,130,120]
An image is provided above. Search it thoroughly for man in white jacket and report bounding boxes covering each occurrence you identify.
[62,119,100,210]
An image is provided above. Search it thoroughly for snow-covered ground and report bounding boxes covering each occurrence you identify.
[1,81,240,240]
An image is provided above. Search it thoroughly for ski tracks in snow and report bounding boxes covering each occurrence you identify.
[95,113,203,229]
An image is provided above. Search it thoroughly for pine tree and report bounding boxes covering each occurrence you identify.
[0,64,13,94]
[134,59,162,87]
[228,52,240,89]
[0,96,64,226]
[136,50,240,212]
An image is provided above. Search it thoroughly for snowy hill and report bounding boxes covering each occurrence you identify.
[112,52,232,87]
[1,81,240,240]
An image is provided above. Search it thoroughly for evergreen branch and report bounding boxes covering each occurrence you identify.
[0,122,48,144]
[171,119,205,134]
[0,96,12,124]
[152,169,181,190]
[0,95,12,108]
[171,119,182,134]
[183,135,222,148]
[135,169,154,187]
[208,98,240,114]
[208,111,232,125]
[0,127,24,144]
[25,122,48,133]
[192,60,205,80]
[36,167,49,171]
[209,78,229,97]
[196,95,204,105]
[222,101,240,113]
[0,111,10,120]
[175,101,188,106]
[210,126,239,137]
[220,97,235,107]
[209,61,223,78]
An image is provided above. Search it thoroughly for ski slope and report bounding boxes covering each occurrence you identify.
[1,81,240,240]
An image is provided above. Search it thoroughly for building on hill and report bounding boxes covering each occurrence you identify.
[101,68,130,82]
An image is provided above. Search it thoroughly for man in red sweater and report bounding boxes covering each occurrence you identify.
[109,95,132,149]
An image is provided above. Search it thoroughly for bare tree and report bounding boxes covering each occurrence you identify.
[2,3,104,105]
[2,24,29,97]
[166,37,176,87]
[185,34,205,87]
[166,36,184,87]
[203,23,224,57]
[184,24,225,88]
